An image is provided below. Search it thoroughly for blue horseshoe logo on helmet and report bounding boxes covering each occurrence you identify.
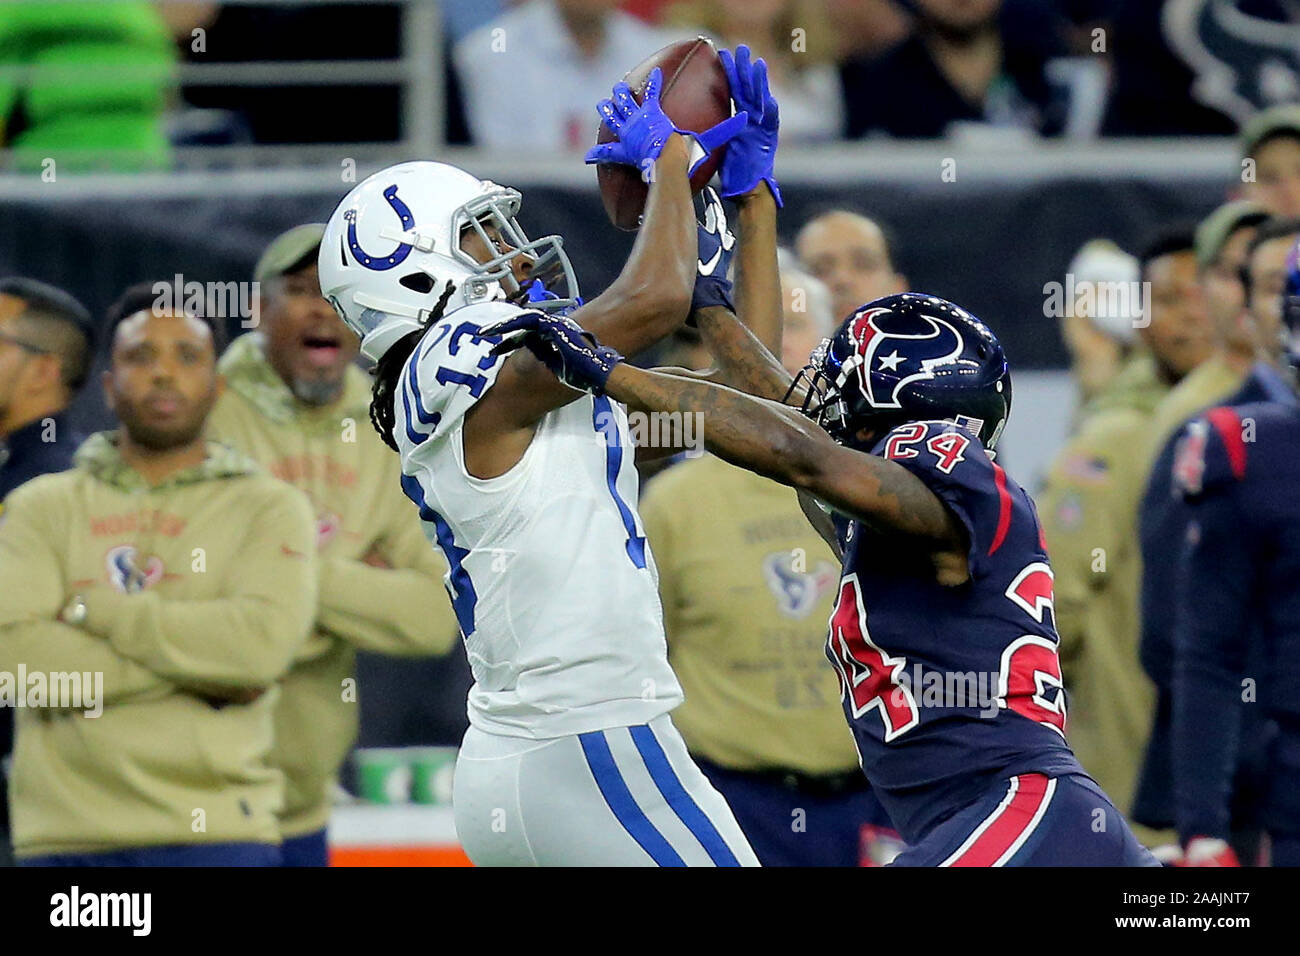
[345,185,416,271]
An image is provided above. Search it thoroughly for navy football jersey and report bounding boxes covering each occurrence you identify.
[1170,400,1300,840]
[827,420,1082,843]
[1132,364,1294,830]
[1140,361,1298,687]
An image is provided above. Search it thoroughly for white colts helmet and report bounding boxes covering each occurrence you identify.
[319,160,579,362]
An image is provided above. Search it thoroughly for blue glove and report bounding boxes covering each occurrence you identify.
[483,310,624,395]
[691,186,736,318]
[526,279,560,305]
[526,278,584,314]
[585,67,750,182]
[717,45,782,206]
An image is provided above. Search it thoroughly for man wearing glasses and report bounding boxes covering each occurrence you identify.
[0,276,94,867]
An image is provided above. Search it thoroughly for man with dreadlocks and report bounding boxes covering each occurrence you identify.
[206,227,460,866]
[319,57,774,865]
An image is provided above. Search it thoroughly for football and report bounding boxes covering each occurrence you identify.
[596,36,733,231]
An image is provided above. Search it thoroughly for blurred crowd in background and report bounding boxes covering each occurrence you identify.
[3,168,1299,863]
[0,0,1295,167]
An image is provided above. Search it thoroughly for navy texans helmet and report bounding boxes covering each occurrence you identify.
[788,292,1012,451]
[1282,237,1300,371]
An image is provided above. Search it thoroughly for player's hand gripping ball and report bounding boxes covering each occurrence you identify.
[593,37,745,230]
[717,44,783,206]
[585,66,748,184]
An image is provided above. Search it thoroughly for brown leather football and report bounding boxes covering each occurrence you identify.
[595,36,732,231]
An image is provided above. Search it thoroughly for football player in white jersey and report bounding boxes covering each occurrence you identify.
[319,64,779,866]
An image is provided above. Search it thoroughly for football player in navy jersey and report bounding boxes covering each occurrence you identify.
[1155,239,1300,867]
[487,292,1158,866]
[1135,356,1296,862]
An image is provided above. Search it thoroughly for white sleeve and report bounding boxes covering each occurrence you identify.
[397,301,522,449]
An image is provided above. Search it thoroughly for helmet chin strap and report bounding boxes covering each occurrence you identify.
[985,416,1007,454]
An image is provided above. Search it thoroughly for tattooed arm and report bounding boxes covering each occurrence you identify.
[691,306,794,401]
[635,190,790,458]
[798,487,843,558]
[689,188,840,533]
[604,363,969,583]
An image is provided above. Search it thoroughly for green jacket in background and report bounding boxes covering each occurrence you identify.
[640,454,859,777]
[0,2,175,170]
[0,434,317,858]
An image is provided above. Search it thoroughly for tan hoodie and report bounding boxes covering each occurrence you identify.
[0,433,317,857]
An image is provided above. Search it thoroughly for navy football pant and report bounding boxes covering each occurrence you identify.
[1263,721,1300,867]
[21,842,281,867]
[1134,688,1272,863]
[695,756,902,866]
[280,827,329,867]
[890,772,1159,867]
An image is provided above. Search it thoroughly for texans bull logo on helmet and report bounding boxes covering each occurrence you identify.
[840,305,965,409]
[789,292,1011,452]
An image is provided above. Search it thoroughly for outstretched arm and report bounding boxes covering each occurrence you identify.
[678,46,792,402]
[651,188,789,402]
[692,305,793,401]
[464,71,747,477]
[607,364,966,579]
[697,186,791,401]
[470,135,695,437]
[729,187,784,358]
[482,310,965,579]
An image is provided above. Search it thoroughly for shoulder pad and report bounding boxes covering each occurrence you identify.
[399,301,522,448]
[871,420,1014,559]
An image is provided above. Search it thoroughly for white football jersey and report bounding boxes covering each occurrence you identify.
[393,301,684,739]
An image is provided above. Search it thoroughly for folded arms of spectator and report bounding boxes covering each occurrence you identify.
[78,486,318,695]
[314,511,459,656]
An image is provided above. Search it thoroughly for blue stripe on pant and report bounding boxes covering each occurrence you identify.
[579,729,685,866]
[629,724,739,866]
[580,725,743,867]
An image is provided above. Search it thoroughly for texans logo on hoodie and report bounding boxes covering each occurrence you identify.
[105,545,165,593]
